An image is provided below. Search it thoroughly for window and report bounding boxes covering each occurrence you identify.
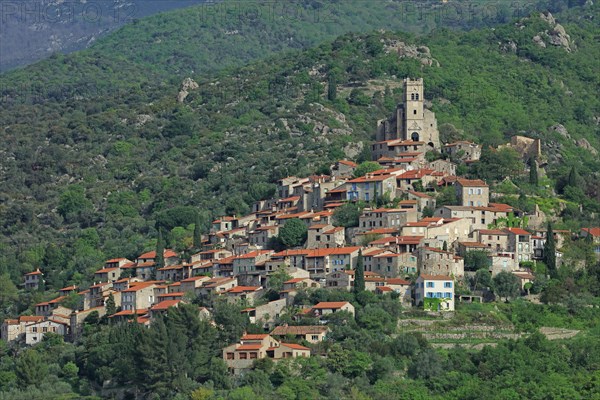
[413,110,417,115]
[426,292,433,298]
[444,282,452,288]
[42,327,48,333]
[32,327,37,333]
[311,335,319,341]
[249,352,258,359]
[426,282,434,288]
[227,352,234,360]
[444,292,452,298]
[437,292,443,298]
[239,353,247,359]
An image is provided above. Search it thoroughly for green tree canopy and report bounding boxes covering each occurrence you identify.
[278,218,308,248]
[353,162,382,178]
[493,271,521,301]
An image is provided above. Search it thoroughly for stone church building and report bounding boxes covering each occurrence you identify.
[372,78,440,161]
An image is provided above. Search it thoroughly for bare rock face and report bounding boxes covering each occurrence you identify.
[539,11,556,25]
[533,35,546,48]
[534,12,575,52]
[384,40,439,67]
[177,78,199,103]
[550,124,570,139]
[575,138,598,155]
[344,142,364,159]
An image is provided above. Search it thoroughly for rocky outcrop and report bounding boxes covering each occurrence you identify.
[575,138,598,155]
[550,124,570,139]
[383,40,440,67]
[177,78,199,103]
[533,12,575,52]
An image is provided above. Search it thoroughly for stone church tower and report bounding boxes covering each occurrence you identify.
[376,78,440,149]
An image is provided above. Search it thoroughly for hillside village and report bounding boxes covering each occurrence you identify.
[3,78,600,375]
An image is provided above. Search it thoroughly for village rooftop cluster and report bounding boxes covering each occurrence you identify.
[3,79,600,374]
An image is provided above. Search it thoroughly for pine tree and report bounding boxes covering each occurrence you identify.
[327,73,337,101]
[106,293,116,316]
[529,157,538,186]
[193,213,202,249]
[354,250,365,294]
[543,221,557,278]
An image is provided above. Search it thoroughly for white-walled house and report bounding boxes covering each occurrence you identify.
[414,274,454,311]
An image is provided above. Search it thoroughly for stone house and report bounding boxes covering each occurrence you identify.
[120,282,157,311]
[442,141,482,161]
[1,316,44,343]
[180,276,211,294]
[306,224,345,248]
[248,226,279,248]
[474,229,510,252]
[504,228,533,263]
[304,247,362,279]
[241,298,287,328]
[330,160,357,178]
[345,174,398,202]
[223,286,263,305]
[406,190,436,212]
[24,269,43,290]
[223,334,310,375]
[429,159,457,176]
[191,249,233,264]
[455,179,489,207]
[358,207,418,233]
[310,301,355,317]
[417,247,465,279]
[25,319,68,345]
[401,217,471,246]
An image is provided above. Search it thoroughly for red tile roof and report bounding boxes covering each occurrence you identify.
[241,333,269,340]
[25,269,42,276]
[236,344,263,351]
[312,301,351,309]
[137,249,178,259]
[226,286,261,294]
[504,228,531,235]
[338,160,357,168]
[582,227,600,237]
[151,299,182,311]
[456,178,488,187]
[280,343,310,351]
[305,247,361,258]
[347,174,394,183]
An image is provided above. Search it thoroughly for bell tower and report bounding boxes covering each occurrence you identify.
[402,78,424,142]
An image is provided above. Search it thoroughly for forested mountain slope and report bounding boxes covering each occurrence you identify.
[0,0,207,71]
[0,2,598,288]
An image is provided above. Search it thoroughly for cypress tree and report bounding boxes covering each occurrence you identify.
[155,228,165,271]
[193,213,202,249]
[567,166,579,187]
[543,221,557,278]
[354,250,365,293]
[529,157,538,186]
[106,293,116,316]
[327,73,337,101]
